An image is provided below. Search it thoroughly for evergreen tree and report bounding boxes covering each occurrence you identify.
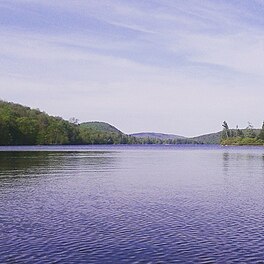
[245,122,256,138]
[258,121,264,140]
[222,121,230,139]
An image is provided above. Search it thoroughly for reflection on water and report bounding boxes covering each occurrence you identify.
[1,146,264,263]
[222,151,264,175]
[0,151,118,177]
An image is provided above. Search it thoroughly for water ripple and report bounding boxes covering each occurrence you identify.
[1,147,264,263]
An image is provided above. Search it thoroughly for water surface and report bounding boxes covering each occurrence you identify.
[1,145,264,263]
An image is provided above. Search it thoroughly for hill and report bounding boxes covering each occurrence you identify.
[190,129,262,144]
[3,99,262,146]
[0,100,80,145]
[78,121,136,145]
[0,100,192,146]
[130,132,185,140]
[190,131,222,144]
[80,122,122,134]
[0,100,139,145]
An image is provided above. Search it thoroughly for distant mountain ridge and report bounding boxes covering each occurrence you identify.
[131,132,185,140]
[130,131,225,144]
[1,99,262,146]
[0,100,140,145]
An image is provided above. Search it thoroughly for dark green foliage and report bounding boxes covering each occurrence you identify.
[222,121,230,139]
[0,100,81,145]
[245,122,256,138]
[257,122,264,140]
[220,121,263,145]
[190,131,222,144]
[221,137,264,146]
[81,122,122,134]
[236,128,244,138]
[78,121,129,145]
[0,100,193,146]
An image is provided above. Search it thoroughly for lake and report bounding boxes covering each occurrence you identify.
[0,145,264,263]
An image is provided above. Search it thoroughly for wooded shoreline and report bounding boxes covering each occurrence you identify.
[1,100,263,146]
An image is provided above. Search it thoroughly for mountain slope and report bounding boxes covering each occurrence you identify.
[0,100,80,145]
[80,122,122,134]
[190,129,262,144]
[131,132,185,140]
[190,131,222,144]
[0,100,135,145]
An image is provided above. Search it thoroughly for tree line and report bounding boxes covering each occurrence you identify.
[221,121,264,145]
[0,100,194,146]
[0,101,81,145]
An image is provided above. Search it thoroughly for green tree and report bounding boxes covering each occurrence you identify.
[222,121,230,139]
[258,121,264,140]
[245,122,256,138]
[17,117,38,145]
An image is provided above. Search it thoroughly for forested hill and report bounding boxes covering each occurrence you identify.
[0,100,138,145]
[6,100,253,146]
[189,128,261,145]
[80,122,122,134]
[0,100,193,145]
[191,129,262,144]
[190,131,223,144]
[131,132,185,140]
[0,100,80,145]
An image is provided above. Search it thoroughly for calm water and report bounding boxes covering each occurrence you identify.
[1,145,264,263]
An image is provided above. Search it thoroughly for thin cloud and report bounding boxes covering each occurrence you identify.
[0,0,264,136]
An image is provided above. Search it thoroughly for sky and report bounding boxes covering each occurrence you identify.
[0,0,264,137]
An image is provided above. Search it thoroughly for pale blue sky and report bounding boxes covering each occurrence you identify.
[1,0,264,136]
